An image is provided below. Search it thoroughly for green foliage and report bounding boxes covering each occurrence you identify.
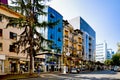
[112,53,120,66]
[104,59,112,66]
[3,0,59,74]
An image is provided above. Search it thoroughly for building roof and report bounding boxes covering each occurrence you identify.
[0,4,23,18]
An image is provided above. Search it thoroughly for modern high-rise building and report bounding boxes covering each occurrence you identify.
[96,42,115,63]
[69,17,96,62]
[96,42,107,63]
[38,7,63,53]
[47,7,63,53]
[37,6,63,72]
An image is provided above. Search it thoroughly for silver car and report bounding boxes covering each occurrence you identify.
[114,66,120,72]
[70,68,79,73]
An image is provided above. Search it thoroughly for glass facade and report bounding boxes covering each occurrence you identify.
[48,7,63,54]
[80,17,95,38]
[80,17,96,61]
[37,7,63,53]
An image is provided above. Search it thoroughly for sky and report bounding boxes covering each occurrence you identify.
[49,0,120,52]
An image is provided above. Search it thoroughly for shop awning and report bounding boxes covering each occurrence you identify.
[20,61,26,64]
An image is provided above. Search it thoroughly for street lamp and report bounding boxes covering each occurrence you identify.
[62,52,70,74]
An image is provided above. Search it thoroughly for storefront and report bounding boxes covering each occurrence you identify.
[34,57,45,72]
[19,60,29,72]
[46,62,60,72]
[8,58,19,73]
[7,58,29,73]
[45,54,61,72]
[0,54,5,74]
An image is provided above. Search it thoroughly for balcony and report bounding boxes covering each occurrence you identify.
[73,48,77,51]
[64,35,69,38]
[78,38,82,43]
[77,49,82,51]
[73,40,77,43]
[64,30,69,36]
[69,46,74,50]
[65,44,69,47]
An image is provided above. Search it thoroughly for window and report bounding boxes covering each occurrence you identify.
[9,45,16,52]
[58,38,61,42]
[58,28,61,32]
[9,20,17,27]
[49,20,54,28]
[10,32,17,40]
[0,16,2,22]
[0,29,2,37]
[50,34,54,39]
[50,13,55,18]
[0,43,2,51]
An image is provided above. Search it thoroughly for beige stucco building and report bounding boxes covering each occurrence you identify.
[0,5,29,74]
[63,20,83,72]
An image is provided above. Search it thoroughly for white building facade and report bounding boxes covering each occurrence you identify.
[96,42,107,63]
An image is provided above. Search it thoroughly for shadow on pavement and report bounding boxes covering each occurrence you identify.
[58,70,118,76]
[78,70,118,75]
[77,76,120,80]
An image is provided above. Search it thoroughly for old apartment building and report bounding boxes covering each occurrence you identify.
[0,5,29,74]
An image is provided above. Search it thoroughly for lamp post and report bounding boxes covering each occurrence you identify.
[62,52,70,74]
[66,52,70,73]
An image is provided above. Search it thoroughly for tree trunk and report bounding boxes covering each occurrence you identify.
[29,20,34,74]
[30,51,33,74]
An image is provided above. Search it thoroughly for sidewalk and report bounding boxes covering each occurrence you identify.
[0,70,100,80]
[0,71,61,80]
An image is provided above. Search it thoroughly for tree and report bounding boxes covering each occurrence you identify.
[1,0,58,74]
[112,53,120,66]
[104,59,112,66]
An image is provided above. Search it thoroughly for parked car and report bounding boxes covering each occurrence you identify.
[111,66,114,71]
[70,68,79,73]
[81,67,86,71]
[114,66,120,72]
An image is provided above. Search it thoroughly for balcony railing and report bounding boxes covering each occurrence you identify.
[64,35,69,38]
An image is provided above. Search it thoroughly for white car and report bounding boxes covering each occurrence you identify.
[70,68,79,73]
[114,66,120,72]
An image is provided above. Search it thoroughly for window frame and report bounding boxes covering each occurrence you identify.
[58,37,61,42]
[9,45,16,52]
[10,32,17,40]
[50,13,55,19]
[50,34,54,39]
[0,16,2,22]
[0,43,3,51]
[58,27,61,32]
[0,29,2,37]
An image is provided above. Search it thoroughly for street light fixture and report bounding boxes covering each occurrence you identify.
[62,52,70,74]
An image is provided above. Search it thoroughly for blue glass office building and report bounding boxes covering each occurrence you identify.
[38,7,63,72]
[47,7,63,53]
[69,17,96,61]
[38,7,63,53]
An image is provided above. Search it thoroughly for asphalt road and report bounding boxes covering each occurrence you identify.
[19,70,120,80]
